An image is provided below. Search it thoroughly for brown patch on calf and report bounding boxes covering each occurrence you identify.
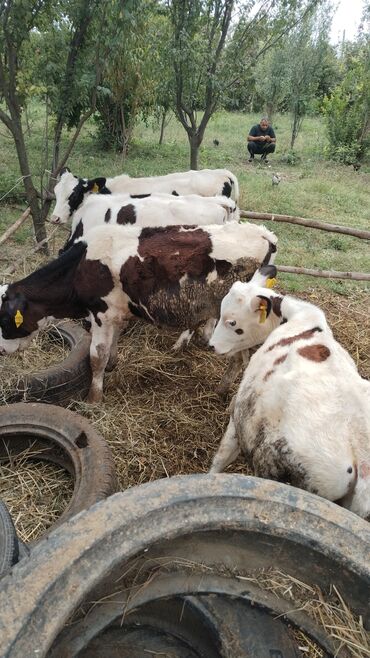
[117,204,136,225]
[263,353,287,381]
[274,353,287,366]
[121,226,214,305]
[266,326,322,352]
[104,209,111,223]
[298,344,330,362]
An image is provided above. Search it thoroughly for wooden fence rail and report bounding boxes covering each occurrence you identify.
[240,210,370,241]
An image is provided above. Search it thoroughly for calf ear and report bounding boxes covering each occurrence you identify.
[87,177,107,193]
[250,265,277,287]
[6,294,28,328]
[251,295,272,323]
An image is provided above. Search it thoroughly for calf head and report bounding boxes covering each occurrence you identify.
[51,168,109,224]
[209,265,281,356]
[0,285,44,354]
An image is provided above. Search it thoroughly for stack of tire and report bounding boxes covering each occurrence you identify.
[0,474,368,657]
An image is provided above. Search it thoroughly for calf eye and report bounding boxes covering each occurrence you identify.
[235,328,244,335]
[228,320,236,327]
[347,466,353,474]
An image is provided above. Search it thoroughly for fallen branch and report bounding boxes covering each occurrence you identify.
[276,265,370,281]
[240,210,370,241]
[0,207,31,246]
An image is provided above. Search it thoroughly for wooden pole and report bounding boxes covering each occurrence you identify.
[276,265,370,281]
[240,210,370,241]
[0,208,31,247]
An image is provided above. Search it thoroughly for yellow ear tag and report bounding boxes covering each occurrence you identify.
[14,309,23,328]
[266,277,277,289]
[92,183,99,193]
[259,304,267,324]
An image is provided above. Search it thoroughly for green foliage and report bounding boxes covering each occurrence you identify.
[322,14,370,164]
[94,1,159,152]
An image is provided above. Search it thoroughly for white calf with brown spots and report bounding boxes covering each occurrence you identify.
[209,268,370,519]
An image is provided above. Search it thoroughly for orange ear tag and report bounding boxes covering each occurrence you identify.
[92,183,99,193]
[14,309,23,328]
[266,277,277,289]
[259,304,267,323]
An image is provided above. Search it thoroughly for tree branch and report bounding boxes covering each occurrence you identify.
[240,210,370,240]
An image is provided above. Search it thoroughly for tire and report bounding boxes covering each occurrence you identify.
[0,500,19,579]
[0,475,368,657]
[0,403,117,542]
[6,321,92,406]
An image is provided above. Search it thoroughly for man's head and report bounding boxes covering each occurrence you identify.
[259,116,269,131]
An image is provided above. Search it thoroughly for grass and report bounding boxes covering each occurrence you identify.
[0,105,369,294]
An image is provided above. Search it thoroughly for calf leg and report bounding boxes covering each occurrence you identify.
[87,320,115,403]
[106,322,126,371]
[209,416,240,473]
[217,350,249,397]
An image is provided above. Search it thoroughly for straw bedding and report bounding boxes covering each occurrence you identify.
[0,280,369,656]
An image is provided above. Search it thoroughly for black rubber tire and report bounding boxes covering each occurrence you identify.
[6,321,91,406]
[0,500,19,579]
[0,402,117,541]
[0,475,368,657]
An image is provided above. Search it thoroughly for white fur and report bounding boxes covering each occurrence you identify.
[106,168,239,202]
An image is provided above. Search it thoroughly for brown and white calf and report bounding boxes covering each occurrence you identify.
[51,167,239,224]
[209,267,370,519]
[0,222,277,404]
[59,191,240,253]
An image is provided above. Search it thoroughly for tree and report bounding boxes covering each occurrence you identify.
[165,0,323,169]
[322,5,370,163]
[95,1,159,154]
[0,0,130,244]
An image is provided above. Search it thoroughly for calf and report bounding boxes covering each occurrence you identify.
[59,192,240,253]
[51,167,239,224]
[0,222,277,404]
[209,267,370,519]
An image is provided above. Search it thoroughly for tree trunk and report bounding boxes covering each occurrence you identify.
[188,130,204,170]
[159,110,167,145]
[9,110,47,247]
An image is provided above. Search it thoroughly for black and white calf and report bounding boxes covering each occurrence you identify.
[0,222,277,404]
[51,167,240,224]
[59,192,240,253]
[209,267,370,519]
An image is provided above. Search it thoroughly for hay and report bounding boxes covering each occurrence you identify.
[0,323,69,404]
[0,444,72,543]
[249,569,370,658]
[0,284,368,653]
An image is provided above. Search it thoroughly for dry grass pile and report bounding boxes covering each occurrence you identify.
[0,284,368,655]
[0,323,69,404]
[72,320,242,490]
[250,569,370,658]
[0,445,72,543]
